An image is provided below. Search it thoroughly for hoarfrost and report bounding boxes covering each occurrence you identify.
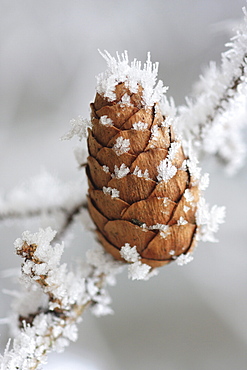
[184,189,194,203]
[132,166,149,179]
[102,165,110,173]
[132,121,149,130]
[112,137,130,156]
[102,187,120,198]
[167,142,181,162]
[99,115,113,126]
[120,244,158,280]
[157,159,177,182]
[62,116,91,140]
[175,253,194,266]
[196,197,226,242]
[177,217,188,226]
[96,50,168,107]
[113,164,130,179]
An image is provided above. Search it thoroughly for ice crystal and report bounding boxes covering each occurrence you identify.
[99,115,113,126]
[157,159,177,182]
[120,244,139,263]
[177,217,188,226]
[120,93,131,106]
[132,121,149,130]
[113,164,130,178]
[178,9,247,173]
[183,205,190,213]
[196,197,226,242]
[184,189,194,203]
[112,137,130,156]
[96,50,168,106]
[62,116,91,140]
[147,224,170,239]
[167,142,181,161]
[0,228,124,369]
[120,244,157,281]
[199,173,210,191]
[102,187,120,198]
[150,125,159,141]
[175,253,194,266]
[0,171,85,238]
[132,166,149,179]
[102,165,110,173]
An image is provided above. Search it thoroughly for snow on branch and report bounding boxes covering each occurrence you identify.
[0,228,123,369]
[0,172,87,242]
[177,8,247,174]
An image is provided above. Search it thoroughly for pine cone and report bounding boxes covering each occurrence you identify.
[86,53,200,268]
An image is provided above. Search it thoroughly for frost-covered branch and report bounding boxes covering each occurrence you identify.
[0,172,87,241]
[0,228,123,369]
[177,8,247,174]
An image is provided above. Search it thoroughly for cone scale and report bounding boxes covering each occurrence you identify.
[86,52,200,268]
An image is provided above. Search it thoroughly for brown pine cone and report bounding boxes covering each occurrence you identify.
[86,55,200,268]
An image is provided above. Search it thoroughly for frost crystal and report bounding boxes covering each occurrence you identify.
[99,115,113,126]
[157,159,177,182]
[62,116,91,140]
[196,198,226,242]
[132,166,149,179]
[177,217,188,226]
[178,9,247,174]
[120,244,139,263]
[96,50,168,106]
[113,164,130,178]
[148,224,170,239]
[132,121,149,130]
[183,205,190,213]
[167,142,181,161]
[199,173,210,191]
[175,253,194,266]
[102,165,110,173]
[0,229,124,368]
[120,93,131,106]
[184,189,194,203]
[120,244,157,280]
[150,125,159,141]
[102,187,120,198]
[113,137,130,156]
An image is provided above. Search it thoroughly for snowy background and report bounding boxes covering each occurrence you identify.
[0,1,247,369]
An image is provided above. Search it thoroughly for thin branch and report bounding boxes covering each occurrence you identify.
[0,228,123,369]
[178,10,247,174]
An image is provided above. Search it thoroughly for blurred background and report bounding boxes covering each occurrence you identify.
[0,0,247,369]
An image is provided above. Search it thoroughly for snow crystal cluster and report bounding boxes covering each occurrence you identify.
[0,227,123,369]
[157,159,177,182]
[113,136,130,156]
[62,116,91,141]
[178,9,247,174]
[120,244,158,281]
[96,50,168,106]
[0,171,85,239]
[102,186,120,198]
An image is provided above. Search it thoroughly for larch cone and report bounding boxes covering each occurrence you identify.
[86,52,200,268]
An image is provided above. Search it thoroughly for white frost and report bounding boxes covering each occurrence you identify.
[99,115,113,126]
[157,159,177,182]
[132,121,149,130]
[62,116,91,140]
[112,137,130,156]
[112,164,130,179]
[120,244,157,281]
[175,253,194,266]
[96,50,168,107]
[102,187,120,198]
